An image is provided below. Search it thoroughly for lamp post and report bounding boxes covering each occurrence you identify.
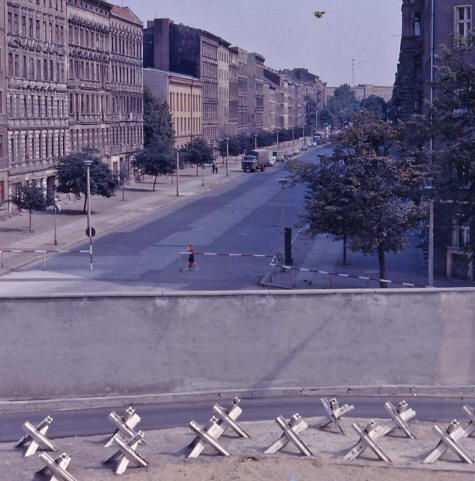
[254,133,258,150]
[276,130,279,146]
[302,126,305,144]
[292,128,295,151]
[175,148,180,196]
[53,197,60,246]
[428,0,435,287]
[278,178,288,260]
[224,137,230,177]
[84,159,93,271]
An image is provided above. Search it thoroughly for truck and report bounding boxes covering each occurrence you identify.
[241,149,270,172]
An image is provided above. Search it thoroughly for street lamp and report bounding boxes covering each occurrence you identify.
[53,197,61,246]
[224,137,230,177]
[278,178,288,261]
[302,126,305,144]
[276,130,279,146]
[84,159,93,271]
[292,128,295,150]
[254,133,258,150]
[175,148,180,196]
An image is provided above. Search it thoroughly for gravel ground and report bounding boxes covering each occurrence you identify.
[4,415,475,481]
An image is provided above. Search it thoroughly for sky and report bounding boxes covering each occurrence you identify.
[125,0,402,87]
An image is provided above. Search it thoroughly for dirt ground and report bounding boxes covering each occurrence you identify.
[4,416,475,481]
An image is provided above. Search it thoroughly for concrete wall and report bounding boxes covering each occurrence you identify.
[0,288,474,400]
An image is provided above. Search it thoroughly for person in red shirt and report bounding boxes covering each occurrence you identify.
[185,243,199,271]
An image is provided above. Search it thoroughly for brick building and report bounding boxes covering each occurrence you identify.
[393,0,473,119]
[143,18,220,145]
[143,68,202,148]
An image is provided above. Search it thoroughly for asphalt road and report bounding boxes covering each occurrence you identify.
[0,148,330,294]
[1,396,471,443]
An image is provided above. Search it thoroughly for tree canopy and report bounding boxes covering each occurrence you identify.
[143,87,174,148]
[183,138,214,166]
[324,84,360,129]
[361,95,387,119]
[55,151,117,212]
[11,184,50,232]
[290,111,425,285]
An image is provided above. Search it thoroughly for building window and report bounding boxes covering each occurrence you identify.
[455,6,472,39]
[414,13,422,37]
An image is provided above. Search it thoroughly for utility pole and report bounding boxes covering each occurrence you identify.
[225,137,229,177]
[352,58,356,86]
[428,0,435,287]
[84,159,93,271]
[176,149,180,196]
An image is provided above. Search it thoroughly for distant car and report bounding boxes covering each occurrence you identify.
[293,149,300,155]
[276,152,285,162]
[301,145,308,151]
[269,157,276,166]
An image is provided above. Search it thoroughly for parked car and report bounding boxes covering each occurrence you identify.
[301,145,308,151]
[276,152,285,162]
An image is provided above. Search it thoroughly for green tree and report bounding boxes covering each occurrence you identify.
[361,95,387,119]
[11,184,50,232]
[294,111,424,286]
[183,138,214,175]
[55,151,117,213]
[143,87,174,147]
[288,155,360,264]
[430,38,474,258]
[326,84,360,129]
[133,138,175,191]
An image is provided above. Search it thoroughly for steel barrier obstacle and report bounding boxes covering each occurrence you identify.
[266,414,313,457]
[15,416,57,458]
[0,248,90,271]
[316,398,354,435]
[271,262,427,288]
[103,431,149,475]
[37,452,79,481]
[104,407,142,448]
[350,422,392,462]
[264,413,310,455]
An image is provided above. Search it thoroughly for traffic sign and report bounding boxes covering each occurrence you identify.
[86,227,96,238]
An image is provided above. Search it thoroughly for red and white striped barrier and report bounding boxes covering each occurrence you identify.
[178,251,275,273]
[0,248,90,271]
[271,262,427,288]
[178,251,275,258]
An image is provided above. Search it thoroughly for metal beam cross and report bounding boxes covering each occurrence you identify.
[316,397,354,435]
[15,417,57,457]
[350,422,392,463]
[103,431,150,475]
[212,397,250,439]
[104,407,141,448]
[37,452,78,481]
[265,413,309,455]
[423,420,473,464]
[188,420,231,458]
[383,400,417,439]
[266,414,313,457]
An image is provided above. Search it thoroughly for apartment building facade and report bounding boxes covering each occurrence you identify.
[228,46,238,137]
[143,68,202,148]
[217,38,230,137]
[246,52,264,133]
[0,0,143,208]
[143,18,219,145]
[393,0,474,280]
[235,46,248,135]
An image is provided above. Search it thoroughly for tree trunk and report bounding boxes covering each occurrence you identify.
[196,163,199,176]
[83,194,87,214]
[153,175,157,192]
[378,245,387,288]
[342,234,347,265]
[29,210,32,233]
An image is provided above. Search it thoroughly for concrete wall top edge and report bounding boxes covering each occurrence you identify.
[1,287,474,300]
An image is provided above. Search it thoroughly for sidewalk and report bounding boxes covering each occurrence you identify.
[265,230,475,289]
[0,158,248,273]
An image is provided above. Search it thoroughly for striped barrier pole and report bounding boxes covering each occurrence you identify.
[271,263,427,288]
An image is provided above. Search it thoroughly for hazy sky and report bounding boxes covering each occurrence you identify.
[125,0,402,87]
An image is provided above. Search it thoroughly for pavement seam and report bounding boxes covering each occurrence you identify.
[1,384,474,413]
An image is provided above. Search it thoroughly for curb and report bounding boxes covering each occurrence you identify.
[1,385,474,414]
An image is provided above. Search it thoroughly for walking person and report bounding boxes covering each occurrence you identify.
[185,243,199,271]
